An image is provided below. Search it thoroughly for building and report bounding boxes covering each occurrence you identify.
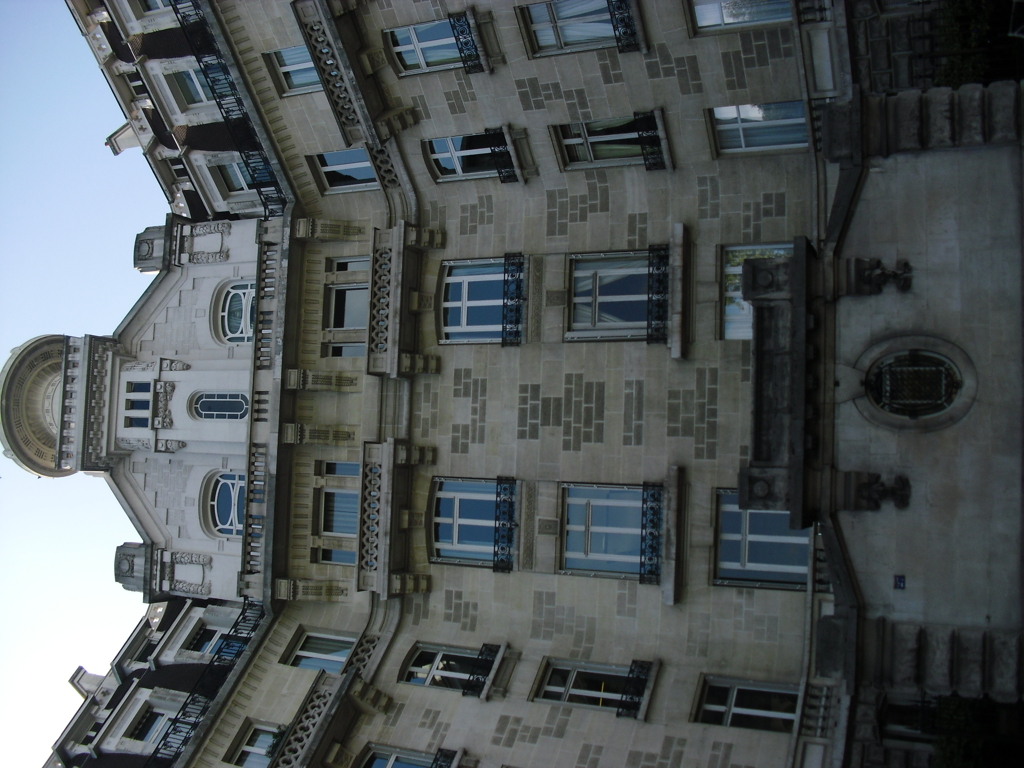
[2,0,1020,766]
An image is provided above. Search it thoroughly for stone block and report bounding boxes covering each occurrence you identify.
[955,629,984,697]
[890,622,920,689]
[956,84,985,146]
[863,94,888,156]
[924,88,954,149]
[987,630,1020,703]
[890,90,922,152]
[922,626,952,694]
[987,81,1019,144]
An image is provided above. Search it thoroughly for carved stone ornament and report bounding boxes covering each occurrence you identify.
[153,381,175,428]
[121,360,157,373]
[116,554,135,577]
[155,439,187,453]
[189,249,229,264]
[171,579,212,595]
[171,552,212,565]
[160,358,191,371]
[117,438,152,451]
[191,221,231,236]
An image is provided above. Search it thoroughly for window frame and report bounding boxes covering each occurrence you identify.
[211,161,256,196]
[711,101,809,155]
[218,281,257,344]
[565,251,651,341]
[311,149,379,194]
[191,392,250,421]
[385,19,463,75]
[166,67,215,109]
[551,112,671,172]
[687,0,793,34]
[267,46,322,95]
[430,477,507,567]
[231,724,279,767]
[517,1,618,57]
[318,488,359,566]
[423,133,505,181]
[209,472,246,537]
[126,704,171,744]
[325,284,370,330]
[327,343,367,358]
[531,658,658,718]
[287,632,355,674]
[720,243,794,340]
[714,489,810,590]
[560,483,651,578]
[185,622,225,655]
[439,258,507,343]
[357,746,437,768]
[693,675,800,733]
[399,643,499,695]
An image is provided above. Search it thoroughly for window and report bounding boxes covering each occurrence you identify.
[402,644,499,694]
[556,116,647,168]
[213,162,254,193]
[125,71,149,98]
[327,286,369,329]
[695,677,799,732]
[126,398,151,411]
[536,659,653,716]
[426,134,503,179]
[124,394,151,430]
[270,46,321,93]
[325,461,361,476]
[314,149,378,192]
[125,417,150,428]
[135,640,158,662]
[387,20,461,73]
[126,382,151,393]
[128,707,169,743]
[289,633,353,673]
[329,256,371,272]
[232,726,277,767]
[210,473,246,536]
[186,624,224,654]
[715,490,810,588]
[441,260,504,342]
[865,351,962,419]
[713,102,808,153]
[567,252,653,340]
[360,750,434,768]
[563,484,652,576]
[192,392,250,420]
[722,244,793,339]
[168,68,214,106]
[322,490,358,537]
[142,0,172,10]
[691,0,792,30]
[329,343,367,357]
[432,478,514,566]
[220,282,257,343]
[520,1,616,55]
[167,158,191,182]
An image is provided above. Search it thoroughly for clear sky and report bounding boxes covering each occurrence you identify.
[0,3,174,765]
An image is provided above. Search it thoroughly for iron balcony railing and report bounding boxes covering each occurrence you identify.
[501,253,525,347]
[639,482,663,585]
[646,245,670,345]
[169,0,288,219]
[493,477,517,572]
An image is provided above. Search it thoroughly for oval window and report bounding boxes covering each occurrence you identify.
[192,392,249,420]
[864,350,962,419]
[219,282,256,343]
[210,473,246,536]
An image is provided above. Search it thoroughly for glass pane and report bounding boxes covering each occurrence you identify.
[591,139,643,160]
[748,540,808,567]
[322,548,356,564]
[730,712,794,732]
[284,67,320,89]
[432,156,458,176]
[388,29,413,47]
[421,43,461,68]
[440,480,497,496]
[588,531,640,556]
[444,281,463,302]
[435,522,454,544]
[325,462,360,476]
[466,305,503,327]
[466,279,503,301]
[749,511,803,537]
[323,491,358,535]
[226,293,243,333]
[719,508,743,534]
[599,273,646,296]
[457,525,494,546]
[396,50,422,71]
[704,684,731,706]
[458,497,498,521]
[414,20,456,43]
[246,729,275,749]
[589,503,641,530]
[458,152,498,175]
[300,635,352,658]
[274,47,311,66]
[734,686,798,713]
[597,299,646,324]
[744,122,807,148]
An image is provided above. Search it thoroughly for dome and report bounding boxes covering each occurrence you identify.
[0,335,75,477]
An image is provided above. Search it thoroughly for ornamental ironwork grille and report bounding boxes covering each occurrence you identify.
[484,127,519,183]
[639,483,663,585]
[616,659,653,718]
[646,245,670,345]
[634,111,666,171]
[449,12,485,73]
[607,0,641,53]
[144,600,264,767]
[502,253,525,346]
[493,476,517,572]
[865,351,961,419]
[431,749,458,768]
[170,0,288,219]
[462,643,501,697]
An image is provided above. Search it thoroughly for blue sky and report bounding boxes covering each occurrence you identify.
[0,3,173,764]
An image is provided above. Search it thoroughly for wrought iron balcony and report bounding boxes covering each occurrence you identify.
[607,0,641,53]
[169,0,288,219]
[501,253,525,347]
[635,111,666,171]
[431,749,458,768]
[616,659,653,718]
[646,245,669,345]
[461,643,501,697]
[639,483,663,585]
[449,12,485,74]
[493,477,516,573]
[485,128,519,183]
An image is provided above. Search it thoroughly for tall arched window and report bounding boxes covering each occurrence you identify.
[192,393,250,420]
[210,473,245,536]
[219,282,256,343]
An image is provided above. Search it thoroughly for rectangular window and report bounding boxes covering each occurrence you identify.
[329,256,371,272]
[520,1,616,55]
[288,633,353,674]
[125,71,149,98]
[327,286,369,329]
[441,260,505,342]
[562,484,651,576]
[320,548,357,565]
[556,116,647,169]
[692,0,792,30]
[313,149,378,192]
[126,399,151,410]
[567,252,650,340]
[536,659,654,717]
[232,725,277,767]
[715,490,810,588]
[328,343,367,357]
[125,417,150,428]
[129,707,169,743]
[126,382,152,393]
[322,490,358,538]
[325,461,361,477]
[166,158,190,181]
[696,677,799,732]
[722,244,793,339]
[402,644,499,695]
[186,624,224,654]
[142,0,172,10]
[387,20,462,73]
[168,68,214,106]
[432,478,514,566]
[213,162,254,193]
[271,46,321,93]
[135,640,158,662]
[713,102,808,153]
[426,134,501,179]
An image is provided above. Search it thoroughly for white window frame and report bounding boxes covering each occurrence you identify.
[535,659,637,710]
[566,252,650,340]
[167,67,215,107]
[288,633,354,674]
[712,102,808,154]
[191,392,250,421]
[715,490,810,589]
[695,676,799,732]
[385,20,462,74]
[425,134,501,180]
[269,46,321,94]
[232,724,278,767]
[328,343,367,358]
[691,0,792,31]
[312,150,379,193]
[721,244,793,340]
[219,282,257,343]
[358,748,436,768]
[126,705,171,743]
[326,285,369,330]
[555,117,648,169]
[561,483,646,577]
[401,643,495,692]
[210,473,246,537]
[212,161,254,194]
[185,622,224,654]
[431,477,501,565]
[519,1,617,56]
[440,259,507,343]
